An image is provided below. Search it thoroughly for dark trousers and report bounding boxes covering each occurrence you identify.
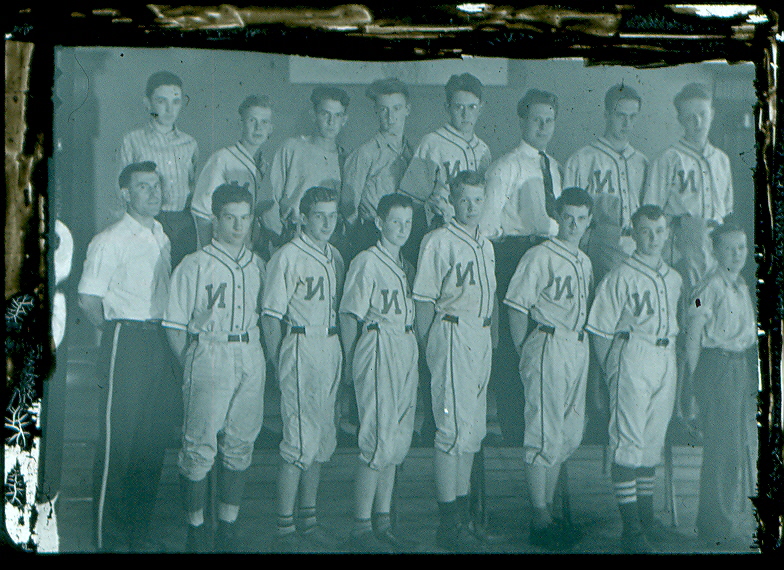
[158,210,197,269]
[489,235,544,446]
[93,321,178,551]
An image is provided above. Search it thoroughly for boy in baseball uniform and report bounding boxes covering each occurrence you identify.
[644,83,733,279]
[262,186,345,552]
[586,205,682,553]
[563,84,648,282]
[260,87,349,247]
[341,79,413,262]
[413,170,497,552]
[191,95,273,253]
[505,187,594,550]
[163,183,266,553]
[120,71,199,268]
[340,193,419,553]
[399,73,491,264]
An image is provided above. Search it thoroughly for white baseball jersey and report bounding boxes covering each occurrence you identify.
[191,143,269,221]
[586,252,682,341]
[504,237,593,332]
[644,139,733,223]
[479,140,562,240]
[341,132,413,223]
[399,124,491,218]
[263,136,344,232]
[563,138,648,231]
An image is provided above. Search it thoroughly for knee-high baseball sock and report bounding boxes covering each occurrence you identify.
[612,464,640,534]
[181,475,208,526]
[636,467,656,526]
[218,466,246,523]
[437,500,459,531]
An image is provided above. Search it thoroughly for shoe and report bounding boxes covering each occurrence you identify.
[642,518,680,544]
[466,519,506,545]
[270,531,300,553]
[347,530,394,554]
[620,530,653,554]
[553,519,582,549]
[437,523,485,553]
[529,522,566,551]
[374,526,418,552]
[215,520,239,553]
[185,523,212,553]
[299,524,341,552]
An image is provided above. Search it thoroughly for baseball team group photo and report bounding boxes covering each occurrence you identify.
[44,47,759,554]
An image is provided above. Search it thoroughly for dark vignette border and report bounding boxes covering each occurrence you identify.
[3,3,782,554]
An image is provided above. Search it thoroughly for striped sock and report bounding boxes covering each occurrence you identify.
[612,464,640,534]
[276,514,296,537]
[299,506,317,533]
[636,467,656,525]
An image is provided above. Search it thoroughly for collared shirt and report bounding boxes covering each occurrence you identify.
[399,124,491,218]
[563,138,648,230]
[342,132,414,223]
[262,233,344,328]
[644,138,733,223]
[266,135,344,229]
[687,269,756,352]
[586,252,682,340]
[340,242,415,328]
[120,122,199,212]
[191,142,269,221]
[479,140,562,240]
[504,237,593,332]
[163,241,264,334]
[78,213,171,321]
[412,220,496,321]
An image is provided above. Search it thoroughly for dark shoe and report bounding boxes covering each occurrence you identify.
[466,519,506,545]
[300,524,341,552]
[185,523,212,553]
[553,518,582,549]
[642,518,680,544]
[435,523,462,552]
[347,530,394,554]
[270,531,300,553]
[374,526,418,552]
[529,522,566,551]
[215,520,239,553]
[620,530,653,554]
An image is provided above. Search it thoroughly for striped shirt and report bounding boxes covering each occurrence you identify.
[120,123,199,212]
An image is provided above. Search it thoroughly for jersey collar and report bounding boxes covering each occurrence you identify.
[678,137,716,157]
[299,232,333,261]
[374,241,405,270]
[547,236,580,257]
[441,124,480,148]
[209,239,250,264]
[449,219,481,242]
[629,251,669,278]
[596,137,636,159]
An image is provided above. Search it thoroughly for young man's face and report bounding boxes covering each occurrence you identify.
[605,98,640,143]
[557,204,592,246]
[376,205,413,249]
[446,90,482,137]
[214,201,253,248]
[521,103,556,151]
[633,215,670,258]
[451,183,485,229]
[125,170,162,219]
[314,99,348,141]
[303,200,339,245]
[145,85,183,129]
[678,97,714,146]
[714,230,748,275]
[240,106,273,148]
[375,93,410,136]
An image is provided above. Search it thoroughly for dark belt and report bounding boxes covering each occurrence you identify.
[615,331,669,347]
[290,325,339,336]
[111,319,161,330]
[366,322,414,333]
[442,314,492,327]
[538,324,585,342]
[188,331,250,343]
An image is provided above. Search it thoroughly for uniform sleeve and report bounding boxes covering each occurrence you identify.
[341,146,373,222]
[643,151,676,209]
[162,256,198,331]
[586,270,626,338]
[339,254,374,320]
[503,248,549,314]
[412,232,447,303]
[261,248,292,320]
[191,150,226,220]
[256,256,267,311]
[260,144,290,234]
[77,234,119,298]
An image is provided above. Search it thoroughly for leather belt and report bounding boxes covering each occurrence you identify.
[616,331,670,347]
[442,314,491,328]
[537,324,585,342]
[290,325,339,337]
[366,322,414,334]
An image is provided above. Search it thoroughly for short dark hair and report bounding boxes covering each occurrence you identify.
[119,161,158,189]
[238,95,271,118]
[376,193,414,220]
[300,186,338,217]
[366,78,409,103]
[145,71,183,99]
[556,187,593,215]
[449,170,485,200]
[212,183,253,217]
[605,84,642,113]
[711,221,747,250]
[445,73,483,104]
[631,204,667,228]
[311,86,350,109]
[517,89,559,119]
[674,83,712,113]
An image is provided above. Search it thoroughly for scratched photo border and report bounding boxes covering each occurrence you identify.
[3,4,782,554]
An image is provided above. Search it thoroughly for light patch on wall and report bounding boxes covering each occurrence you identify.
[289,56,509,86]
[671,4,757,18]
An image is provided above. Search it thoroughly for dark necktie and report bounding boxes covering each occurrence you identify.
[539,151,557,219]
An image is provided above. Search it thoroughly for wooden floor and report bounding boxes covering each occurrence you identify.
[53,350,760,555]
